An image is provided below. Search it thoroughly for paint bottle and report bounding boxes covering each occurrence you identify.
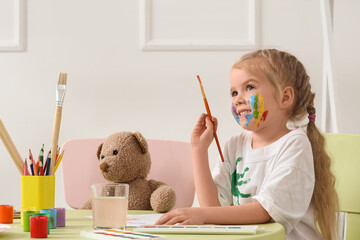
[0,205,13,223]
[30,216,48,238]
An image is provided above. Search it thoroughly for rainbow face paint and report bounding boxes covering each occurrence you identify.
[247,94,268,127]
[231,104,240,123]
[245,113,253,126]
[232,94,269,127]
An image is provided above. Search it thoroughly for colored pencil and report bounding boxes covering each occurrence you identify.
[39,160,44,176]
[23,158,29,175]
[29,160,34,176]
[29,149,35,164]
[34,161,39,176]
[196,75,225,162]
[50,73,68,175]
[56,146,60,160]
[44,150,50,169]
[40,144,44,165]
[44,159,48,175]
[54,150,64,173]
[0,119,24,174]
[45,152,52,176]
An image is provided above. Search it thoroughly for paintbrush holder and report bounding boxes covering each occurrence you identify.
[21,176,55,224]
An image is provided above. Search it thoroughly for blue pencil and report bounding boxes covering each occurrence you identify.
[29,149,35,176]
[45,152,51,176]
[29,161,35,176]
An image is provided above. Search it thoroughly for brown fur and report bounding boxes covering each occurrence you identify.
[80,131,176,213]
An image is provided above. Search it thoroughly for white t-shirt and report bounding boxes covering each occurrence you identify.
[212,128,322,240]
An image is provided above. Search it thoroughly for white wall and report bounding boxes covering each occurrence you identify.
[0,0,359,210]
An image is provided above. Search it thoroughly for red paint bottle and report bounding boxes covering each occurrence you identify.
[30,216,48,238]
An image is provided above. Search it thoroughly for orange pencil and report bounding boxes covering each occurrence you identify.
[34,161,39,176]
[196,75,225,162]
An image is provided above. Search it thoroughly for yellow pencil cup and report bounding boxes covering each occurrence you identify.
[21,176,55,224]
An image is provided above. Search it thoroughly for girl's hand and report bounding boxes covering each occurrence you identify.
[191,113,218,150]
[155,207,205,225]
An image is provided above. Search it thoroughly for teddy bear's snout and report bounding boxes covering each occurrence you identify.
[100,162,109,172]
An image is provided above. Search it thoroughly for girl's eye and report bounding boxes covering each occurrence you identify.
[231,91,238,97]
[246,85,255,91]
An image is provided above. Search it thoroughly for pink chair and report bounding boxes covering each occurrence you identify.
[61,138,195,210]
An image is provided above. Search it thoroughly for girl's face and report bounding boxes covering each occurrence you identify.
[230,68,281,131]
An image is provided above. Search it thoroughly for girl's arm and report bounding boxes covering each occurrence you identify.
[191,114,221,206]
[192,147,220,206]
[156,201,271,225]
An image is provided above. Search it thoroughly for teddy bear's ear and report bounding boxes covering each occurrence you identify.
[133,132,148,154]
[96,143,103,160]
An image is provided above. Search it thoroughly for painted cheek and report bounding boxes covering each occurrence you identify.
[245,94,269,127]
[260,110,268,122]
[231,103,240,124]
[254,95,268,127]
[245,114,253,126]
[254,95,262,127]
[245,94,256,126]
[249,94,258,118]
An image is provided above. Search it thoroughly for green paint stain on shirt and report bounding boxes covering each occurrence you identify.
[231,157,252,204]
[239,192,252,198]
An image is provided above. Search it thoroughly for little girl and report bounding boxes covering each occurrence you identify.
[156,49,339,240]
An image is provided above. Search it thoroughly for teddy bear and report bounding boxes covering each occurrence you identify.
[80,131,176,213]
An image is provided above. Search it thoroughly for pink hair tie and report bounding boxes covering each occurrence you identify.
[308,114,316,122]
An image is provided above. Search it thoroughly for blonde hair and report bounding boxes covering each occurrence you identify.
[233,49,339,240]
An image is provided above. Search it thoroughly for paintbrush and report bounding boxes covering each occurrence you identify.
[49,72,67,175]
[0,119,24,174]
[196,75,224,162]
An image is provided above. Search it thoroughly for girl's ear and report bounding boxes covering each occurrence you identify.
[280,86,294,109]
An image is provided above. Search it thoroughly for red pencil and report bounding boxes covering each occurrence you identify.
[56,146,60,161]
[29,149,35,165]
[29,149,37,175]
[39,161,44,176]
[196,75,225,162]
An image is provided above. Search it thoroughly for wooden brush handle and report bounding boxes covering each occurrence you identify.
[213,132,225,162]
[0,119,24,175]
[50,107,62,175]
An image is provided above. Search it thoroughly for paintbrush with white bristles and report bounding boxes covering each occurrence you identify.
[50,72,67,175]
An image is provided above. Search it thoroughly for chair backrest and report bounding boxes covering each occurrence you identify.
[325,133,360,240]
[61,138,195,210]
